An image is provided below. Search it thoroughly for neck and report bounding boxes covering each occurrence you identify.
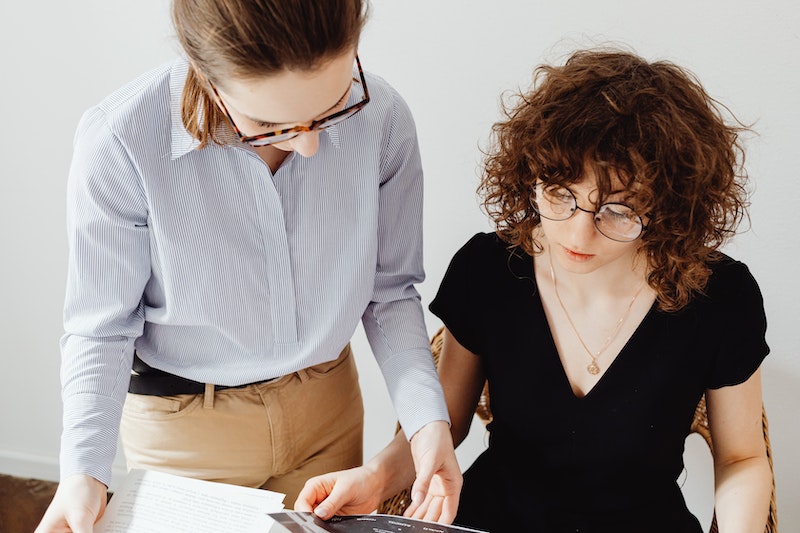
[254,144,291,173]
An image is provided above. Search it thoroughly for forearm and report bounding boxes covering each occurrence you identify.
[363,300,450,438]
[714,455,772,533]
[364,431,417,502]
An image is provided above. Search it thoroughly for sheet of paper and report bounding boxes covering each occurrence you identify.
[94,469,285,533]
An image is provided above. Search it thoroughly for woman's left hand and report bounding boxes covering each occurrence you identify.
[403,420,462,524]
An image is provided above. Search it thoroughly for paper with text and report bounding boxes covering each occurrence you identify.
[94,469,285,533]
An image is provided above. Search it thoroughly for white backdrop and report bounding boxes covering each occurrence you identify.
[1,1,798,529]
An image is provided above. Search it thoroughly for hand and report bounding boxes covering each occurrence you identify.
[34,474,107,533]
[404,420,462,524]
[294,465,383,520]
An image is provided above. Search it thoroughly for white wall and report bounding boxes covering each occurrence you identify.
[1,0,797,529]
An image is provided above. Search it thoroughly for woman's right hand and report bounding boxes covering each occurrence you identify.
[294,465,384,520]
[34,474,107,533]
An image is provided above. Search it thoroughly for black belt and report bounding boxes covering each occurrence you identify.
[129,353,273,396]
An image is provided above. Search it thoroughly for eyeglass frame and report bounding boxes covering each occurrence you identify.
[208,55,370,147]
[530,182,648,242]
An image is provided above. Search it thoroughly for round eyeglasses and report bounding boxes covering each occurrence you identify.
[531,183,646,242]
[209,55,370,147]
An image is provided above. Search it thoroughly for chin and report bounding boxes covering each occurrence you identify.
[272,142,294,152]
[557,261,603,276]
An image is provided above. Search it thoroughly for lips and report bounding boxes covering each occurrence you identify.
[562,246,595,261]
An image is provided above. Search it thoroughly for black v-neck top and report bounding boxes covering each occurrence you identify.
[429,232,769,533]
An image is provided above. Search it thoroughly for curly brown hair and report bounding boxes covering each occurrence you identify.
[480,48,751,312]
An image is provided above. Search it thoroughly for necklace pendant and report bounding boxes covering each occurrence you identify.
[587,361,601,375]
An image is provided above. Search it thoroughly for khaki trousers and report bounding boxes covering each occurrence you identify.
[120,345,363,508]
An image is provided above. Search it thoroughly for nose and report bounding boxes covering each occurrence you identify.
[291,130,321,157]
[565,205,600,245]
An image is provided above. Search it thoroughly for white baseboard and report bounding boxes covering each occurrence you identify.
[0,450,60,482]
[0,449,128,489]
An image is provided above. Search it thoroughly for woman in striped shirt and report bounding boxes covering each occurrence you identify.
[37,1,461,531]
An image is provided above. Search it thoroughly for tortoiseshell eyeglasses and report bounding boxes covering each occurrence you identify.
[209,55,370,147]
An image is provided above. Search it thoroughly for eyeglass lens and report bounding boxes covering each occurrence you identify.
[533,184,643,242]
[246,106,363,147]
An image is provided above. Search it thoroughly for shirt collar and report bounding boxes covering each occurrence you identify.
[169,58,343,160]
[169,59,201,160]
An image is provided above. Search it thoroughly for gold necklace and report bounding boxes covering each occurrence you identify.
[548,252,645,375]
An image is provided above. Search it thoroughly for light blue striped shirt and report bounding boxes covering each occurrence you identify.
[61,58,449,485]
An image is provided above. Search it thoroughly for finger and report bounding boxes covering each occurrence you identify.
[407,492,435,521]
[294,481,324,512]
[403,496,424,519]
[296,476,342,515]
[410,466,434,507]
[405,490,437,521]
[309,483,354,520]
[293,495,314,512]
[422,497,444,523]
[438,495,459,525]
[410,495,442,522]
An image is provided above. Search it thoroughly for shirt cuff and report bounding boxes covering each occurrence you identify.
[60,392,124,486]
[378,348,451,440]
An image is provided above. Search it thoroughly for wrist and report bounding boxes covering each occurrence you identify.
[61,473,106,488]
[409,420,452,449]
[410,419,449,440]
[365,433,418,500]
[363,454,391,490]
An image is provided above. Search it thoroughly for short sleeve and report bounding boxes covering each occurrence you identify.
[706,260,770,389]
[429,233,492,355]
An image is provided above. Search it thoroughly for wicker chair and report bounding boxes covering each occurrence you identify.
[379,327,778,533]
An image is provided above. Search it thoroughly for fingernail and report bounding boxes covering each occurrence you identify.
[314,506,330,519]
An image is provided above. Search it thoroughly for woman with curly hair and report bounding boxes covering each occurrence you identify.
[297,48,772,532]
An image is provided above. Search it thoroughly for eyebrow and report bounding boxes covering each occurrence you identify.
[244,84,352,128]
[567,185,632,206]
